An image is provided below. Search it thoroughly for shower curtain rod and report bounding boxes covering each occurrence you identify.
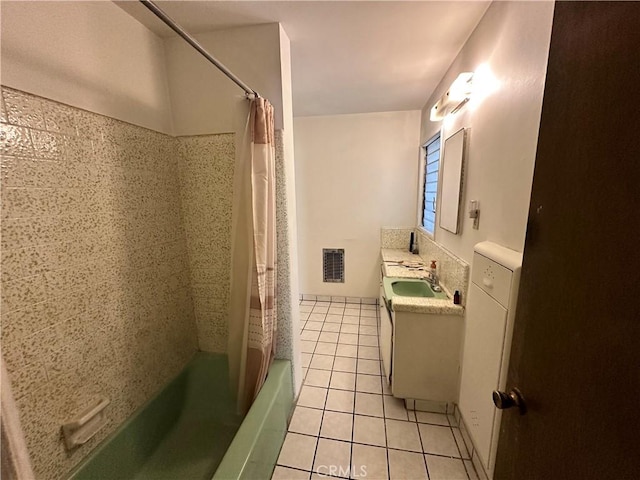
[139,0,260,99]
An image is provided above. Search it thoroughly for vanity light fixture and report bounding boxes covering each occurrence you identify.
[430,72,474,121]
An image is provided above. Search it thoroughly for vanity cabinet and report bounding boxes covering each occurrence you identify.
[379,280,463,403]
[391,309,463,402]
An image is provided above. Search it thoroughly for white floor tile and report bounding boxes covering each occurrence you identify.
[333,356,357,373]
[360,309,378,317]
[313,438,352,476]
[320,410,353,442]
[312,305,329,314]
[416,411,449,426]
[305,369,332,388]
[356,374,382,394]
[272,465,310,480]
[315,342,338,356]
[357,359,382,375]
[360,317,377,326]
[289,406,323,436]
[329,306,345,314]
[358,346,380,360]
[340,324,359,334]
[319,332,339,343]
[418,424,460,457]
[358,335,378,347]
[452,427,470,459]
[300,300,316,306]
[425,455,468,480]
[305,321,324,331]
[301,353,312,368]
[383,395,409,421]
[299,304,313,313]
[297,385,328,409]
[277,432,317,471]
[385,419,422,452]
[330,371,356,390]
[301,340,316,354]
[465,459,479,480]
[338,333,359,345]
[447,413,458,427]
[342,316,360,325]
[309,312,327,322]
[336,345,358,358]
[301,330,320,342]
[359,325,378,336]
[351,443,388,480]
[388,449,428,480]
[354,392,384,417]
[353,415,386,447]
[310,354,335,371]
[344,308,360,317]
[361,304,377,310]
[325,314,344,324]
[325,389,355,413]
[322,323,341,333]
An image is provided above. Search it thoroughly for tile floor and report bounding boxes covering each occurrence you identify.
[273,300,478,480]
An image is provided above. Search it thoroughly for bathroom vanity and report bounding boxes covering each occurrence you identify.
[379,249,464,403]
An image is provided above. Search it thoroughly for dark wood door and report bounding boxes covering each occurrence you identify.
[494,3,640,479]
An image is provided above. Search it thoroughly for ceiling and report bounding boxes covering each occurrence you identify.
[117,1,490,117]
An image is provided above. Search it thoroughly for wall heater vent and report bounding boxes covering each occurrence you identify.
[323,248,345,283]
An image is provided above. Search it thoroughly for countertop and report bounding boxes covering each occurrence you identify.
[381,249,464,316]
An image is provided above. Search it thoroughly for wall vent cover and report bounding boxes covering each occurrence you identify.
[323,248,345,283]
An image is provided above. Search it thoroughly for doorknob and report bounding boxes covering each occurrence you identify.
[492,388,527,415]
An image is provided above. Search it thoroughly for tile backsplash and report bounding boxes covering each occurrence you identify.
[416,230,470,305]
[380,227,414,250]
[1,87,202,479]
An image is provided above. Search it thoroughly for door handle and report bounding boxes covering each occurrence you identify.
[492,388,527,415]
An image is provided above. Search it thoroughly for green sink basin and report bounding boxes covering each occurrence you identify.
[390,279,434,297]
[382,277,449,304]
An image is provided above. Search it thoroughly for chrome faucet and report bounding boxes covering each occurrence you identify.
[424,272,443,292]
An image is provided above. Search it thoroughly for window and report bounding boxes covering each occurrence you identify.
[421,134,441,235]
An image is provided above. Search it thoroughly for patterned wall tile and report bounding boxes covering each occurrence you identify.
[381,227,415,249]
[273,130,303,393]
[0,87,198,479]
[177,133,235,354]
[416,230,470,305]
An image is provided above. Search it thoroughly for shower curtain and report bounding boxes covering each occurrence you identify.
[228,98,277,414]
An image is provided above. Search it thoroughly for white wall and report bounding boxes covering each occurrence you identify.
[0,1,174,134]
[419,1,555,264]
[295,111,421,298]
[164,23,284,136]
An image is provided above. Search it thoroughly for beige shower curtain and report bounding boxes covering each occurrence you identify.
[228,98,277,414]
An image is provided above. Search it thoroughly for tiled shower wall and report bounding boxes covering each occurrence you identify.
[177,134,235,353]
[0,87,199,479]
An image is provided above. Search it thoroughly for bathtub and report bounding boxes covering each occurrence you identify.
[68,353,293,480]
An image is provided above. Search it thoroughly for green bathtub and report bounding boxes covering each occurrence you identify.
[68,353,293,480]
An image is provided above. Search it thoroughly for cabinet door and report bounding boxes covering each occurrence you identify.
[459,283,508,472]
